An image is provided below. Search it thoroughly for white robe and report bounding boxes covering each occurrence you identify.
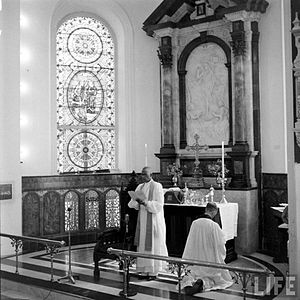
[181,217,233,291]
[128,179,168,275]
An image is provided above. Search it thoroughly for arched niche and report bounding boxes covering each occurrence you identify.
[178,34,233,149]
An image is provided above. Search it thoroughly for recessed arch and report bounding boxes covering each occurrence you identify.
[178,35,232,148]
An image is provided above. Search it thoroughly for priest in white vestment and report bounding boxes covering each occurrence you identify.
[128,167,168,279]
[181,202,233,294]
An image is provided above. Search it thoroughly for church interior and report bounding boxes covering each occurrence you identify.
[1,0,300,299]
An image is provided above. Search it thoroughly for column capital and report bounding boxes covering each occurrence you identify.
[230,20,246,57]
[157,36,173,67]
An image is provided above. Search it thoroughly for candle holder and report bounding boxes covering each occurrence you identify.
[167,163,183,187]
[172,175,178,186]
[217,174,228,204]
[208,160,229,203]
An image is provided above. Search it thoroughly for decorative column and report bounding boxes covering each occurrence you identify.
[155,35,176,176]
[251,21,262,190]
[292,13,300,159]
[226,17,252,188]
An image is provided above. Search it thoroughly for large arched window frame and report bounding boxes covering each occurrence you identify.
[56,16,116,173]
[51,3,136,174]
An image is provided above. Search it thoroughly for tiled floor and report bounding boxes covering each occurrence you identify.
[0,244,290,300]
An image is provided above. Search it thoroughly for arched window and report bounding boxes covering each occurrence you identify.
[56,16,115,173]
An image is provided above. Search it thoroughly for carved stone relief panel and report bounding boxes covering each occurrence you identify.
[186,42,229,145]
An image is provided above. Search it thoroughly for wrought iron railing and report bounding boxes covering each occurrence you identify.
[0,233,65,282]
[107,247,274,300]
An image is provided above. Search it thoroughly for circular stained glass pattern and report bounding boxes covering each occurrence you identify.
[67,27,103,64]
[67,132,104,169]
[67,70,104,124]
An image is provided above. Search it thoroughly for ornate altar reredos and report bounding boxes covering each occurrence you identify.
[143,0,269,188]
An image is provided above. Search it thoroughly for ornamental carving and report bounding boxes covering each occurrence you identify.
[157,47,172,67]
[185,43,230,145]
[23,192,40,236]
[230,21,246,57]
[230,36,246,56]
[157,36,173,67]
[43,192,61,235]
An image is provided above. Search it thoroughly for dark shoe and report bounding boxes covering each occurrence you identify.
[183,279,203,295]
[194,279,204,293]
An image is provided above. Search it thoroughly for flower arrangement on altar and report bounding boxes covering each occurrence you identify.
[167,163,183,186]
[207,159,229,185]
[167,163,183,177]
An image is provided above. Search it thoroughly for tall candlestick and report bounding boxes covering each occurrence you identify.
[145,143,148,166]
[220,141,227,203]
[221,141,225,179]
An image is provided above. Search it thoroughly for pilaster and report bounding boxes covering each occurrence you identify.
[155,34,177,175]
[225,11,261,188]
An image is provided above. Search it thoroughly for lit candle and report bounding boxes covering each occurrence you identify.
[145,143,148,166]
[221,141,225,179]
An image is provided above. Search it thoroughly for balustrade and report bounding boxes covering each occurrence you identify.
[107,247,274,300]
[0,233,65,282]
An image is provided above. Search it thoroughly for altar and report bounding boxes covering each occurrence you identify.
[164,201,238,263]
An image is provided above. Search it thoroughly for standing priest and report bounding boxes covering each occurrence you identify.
[128,166,168,280]
[181,202,233,295]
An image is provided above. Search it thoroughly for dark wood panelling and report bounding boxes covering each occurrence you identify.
[22,173,134,192]
[261,173,287,259]
[23,192,40,236]
[22,173,138,252]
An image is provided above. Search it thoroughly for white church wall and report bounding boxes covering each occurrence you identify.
[19,0,162,176]
[260,0,290,173]
[20,0,56,176]
[0,0,22,256]
[116,0,162,173]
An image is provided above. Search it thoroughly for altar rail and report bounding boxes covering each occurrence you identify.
[22,172,138,251]
[0,233,65,282]
[107,247,274,300]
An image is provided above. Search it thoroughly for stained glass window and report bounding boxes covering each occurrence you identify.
[64,191,79,231]
[85,190,100,230]
[56,16,115,173]
[105,189,120,228]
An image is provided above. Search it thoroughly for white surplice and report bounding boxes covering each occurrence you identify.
[128,179,168,275]
[181,217,233,291]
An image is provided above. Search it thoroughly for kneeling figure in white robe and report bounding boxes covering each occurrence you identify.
[180,203,233,294]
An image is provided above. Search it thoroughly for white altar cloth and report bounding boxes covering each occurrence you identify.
[217,203,238,241]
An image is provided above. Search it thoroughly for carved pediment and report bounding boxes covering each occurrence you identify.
[143,0,268,36]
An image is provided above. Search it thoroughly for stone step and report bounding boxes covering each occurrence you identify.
[1,279,89,300]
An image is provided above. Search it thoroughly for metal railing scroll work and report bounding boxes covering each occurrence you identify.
[0,233,65,282]
[107,247,275,300]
